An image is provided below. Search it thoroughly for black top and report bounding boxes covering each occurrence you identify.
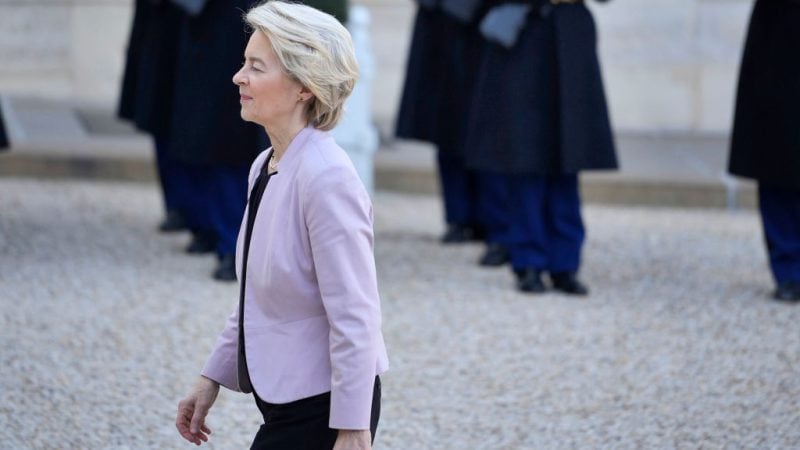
[237,153,275,394]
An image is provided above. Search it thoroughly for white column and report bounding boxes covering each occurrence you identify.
[332,5,380,194]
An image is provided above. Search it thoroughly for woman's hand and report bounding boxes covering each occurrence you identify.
[176,376,220,445]
[333,430,372,450]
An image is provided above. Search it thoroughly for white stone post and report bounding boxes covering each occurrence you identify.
[332,5,379,194]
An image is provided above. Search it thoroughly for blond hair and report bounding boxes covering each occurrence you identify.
[245,1,359,131]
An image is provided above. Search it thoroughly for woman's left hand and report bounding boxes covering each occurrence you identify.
[332,430,371,450]
[176,376,220,445]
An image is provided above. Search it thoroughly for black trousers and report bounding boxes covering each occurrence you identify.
[250,377,381,450]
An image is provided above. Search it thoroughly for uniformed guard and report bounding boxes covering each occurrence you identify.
[396,0,488,244]
[118,0,193,233]
[467,0,617,295]
[728,0,800,303]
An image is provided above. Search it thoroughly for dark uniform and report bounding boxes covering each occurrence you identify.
[396,0,487,243]
[728,0,800,301]
[466,0,617,294]
[118,0,193,232]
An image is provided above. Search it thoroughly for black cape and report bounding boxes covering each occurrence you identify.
[395,5,450,147]
[466,2,617,175]
[728,0,800,190]
[118,0,182,136]
[396,2,487,156]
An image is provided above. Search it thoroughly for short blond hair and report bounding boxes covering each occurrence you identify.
[245,1,359,131]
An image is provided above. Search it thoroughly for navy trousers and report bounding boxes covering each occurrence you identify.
[154,134,193,217]
[183,163,250,258]
[478,172,511,246]
[437,150,481,228]
[506,174,585,273]
[758,182,800,284]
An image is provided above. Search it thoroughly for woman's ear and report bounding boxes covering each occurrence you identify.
[299,86,313,102]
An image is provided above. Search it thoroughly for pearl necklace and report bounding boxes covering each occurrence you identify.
[268,153,280,173]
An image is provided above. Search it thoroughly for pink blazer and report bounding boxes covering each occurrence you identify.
[202,126,389,430]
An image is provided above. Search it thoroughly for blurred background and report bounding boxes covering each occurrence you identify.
[0,0,756,208]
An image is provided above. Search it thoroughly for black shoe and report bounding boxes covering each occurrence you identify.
[186,232,216,255]
[470,226,487,242]
[516,268,546,293]
[441,224,472,244]
[158,210,188,232]
[550,272,589,296]
[479,244,510,267]
[213,254,237,282]
[440,224,486,243]
[773,283,800,302]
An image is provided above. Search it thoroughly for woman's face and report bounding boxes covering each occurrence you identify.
[232,31,307,129]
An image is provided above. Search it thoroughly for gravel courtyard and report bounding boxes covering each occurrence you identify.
[0,177,798,449]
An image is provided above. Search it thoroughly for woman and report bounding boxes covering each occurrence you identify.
[728,0,800,302]
[175,2,389,448]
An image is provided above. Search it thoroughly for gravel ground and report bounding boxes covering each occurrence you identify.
[0,177,798,450]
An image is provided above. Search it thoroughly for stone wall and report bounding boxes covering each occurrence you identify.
[0,0,132,105]
[591,0,753,133]
[0,0,755,134]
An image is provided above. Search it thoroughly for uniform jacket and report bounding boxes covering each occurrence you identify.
[466,0,617,175]
[202,127,389,430]
[728,0,800,190]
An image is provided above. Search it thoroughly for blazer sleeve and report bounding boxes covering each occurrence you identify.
[304,164,382,430]
[200,309,242,392]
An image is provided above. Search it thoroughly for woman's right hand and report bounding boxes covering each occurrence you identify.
[176,376,220,445]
